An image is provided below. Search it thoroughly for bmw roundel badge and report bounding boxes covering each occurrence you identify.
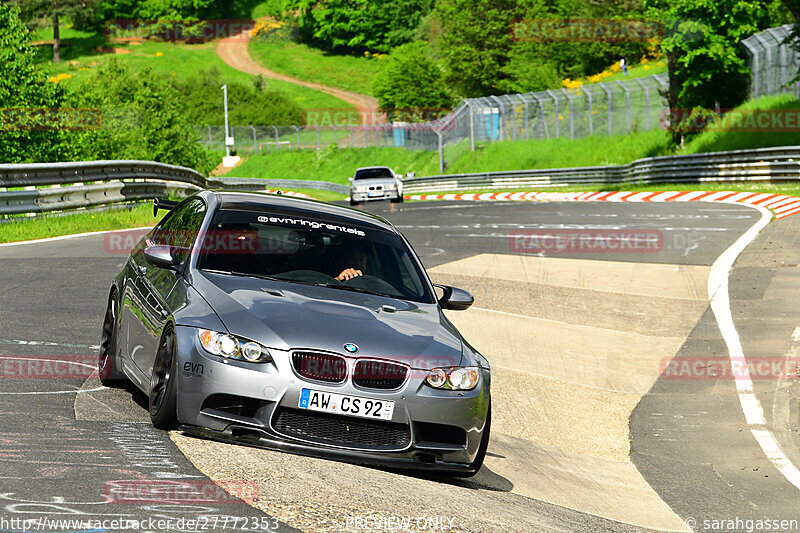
[344,343,359,353]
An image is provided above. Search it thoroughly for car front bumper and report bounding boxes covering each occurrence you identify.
[350,190,402,202]
[173,326,490,473]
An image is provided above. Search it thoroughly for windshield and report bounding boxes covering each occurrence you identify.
[195,209,433,303]
[354,168,394,180]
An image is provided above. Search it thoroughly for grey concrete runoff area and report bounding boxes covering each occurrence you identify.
[1,199,799,532]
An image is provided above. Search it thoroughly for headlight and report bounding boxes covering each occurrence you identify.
[353,186,366,192]
[425,367,479,390]
[198,329,271,363]
[385,183,396,190]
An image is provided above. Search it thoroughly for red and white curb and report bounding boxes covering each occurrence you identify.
[404,191,800,219]
[264,189,312,199]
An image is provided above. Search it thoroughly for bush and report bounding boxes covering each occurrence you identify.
[372,42,455,118]
[171,67,303,126]
[67,60,216,173]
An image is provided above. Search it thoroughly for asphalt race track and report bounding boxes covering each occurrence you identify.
[1,199,799,532]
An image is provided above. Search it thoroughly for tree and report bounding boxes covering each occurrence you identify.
[290,0,434,54]
[645,0,784,143]
[434,0,518,97]
[372,41,455,116]
[0,4,72,162]
[11,0,98,62]
[68,60,215,173]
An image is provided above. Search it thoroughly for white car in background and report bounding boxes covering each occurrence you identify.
[349,166,404,206]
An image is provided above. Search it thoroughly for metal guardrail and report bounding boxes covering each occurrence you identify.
[0,160,347,216]
[401,146,800,193]
[4,147,800,215]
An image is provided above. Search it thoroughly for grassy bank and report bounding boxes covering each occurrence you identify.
[248,40,378,96]
[33,29,351,112]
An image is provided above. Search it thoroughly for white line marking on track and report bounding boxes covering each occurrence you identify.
[708,203,800,491]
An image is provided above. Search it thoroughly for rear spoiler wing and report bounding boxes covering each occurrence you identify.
[153,198,179,217]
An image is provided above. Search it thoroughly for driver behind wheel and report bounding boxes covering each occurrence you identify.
[335,239,369,281]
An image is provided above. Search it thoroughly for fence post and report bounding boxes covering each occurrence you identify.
[247,126,256,153]
[504,95,517,140]
[435,129,444,172]
[467,101,475,151]
[635,79,650,131]
[314,126,320,150]
[207,126,212,149]
[598,82,612,136]
[293,125,300,149]
[587,88,593,136]
[272,126,280,151]
[561,89,574,140]
[349,126,354,147]
[616,81,631,133]
[546,90,559,138]
[332,125,337,144]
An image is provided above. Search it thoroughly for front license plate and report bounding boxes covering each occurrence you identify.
[298,388,394,420]
[368,191,382,197]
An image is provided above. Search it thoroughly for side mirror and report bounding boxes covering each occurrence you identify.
[348,177,354,182]
[396,174,404,180]
[143,245,180,270]
[433,284,474,311]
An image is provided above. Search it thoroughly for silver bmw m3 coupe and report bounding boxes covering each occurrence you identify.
[99,191,491,475]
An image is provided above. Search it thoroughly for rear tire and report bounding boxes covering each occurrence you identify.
[149,327,179,429]
[98,290,124,386]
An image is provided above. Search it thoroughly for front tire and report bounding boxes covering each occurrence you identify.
[98,290,124,386]
[454,402,491,478]
[149,327,178,429]
[391,196,404,203]
[350,198,360,206]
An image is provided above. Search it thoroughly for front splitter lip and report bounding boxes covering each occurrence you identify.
[178,424,476,475]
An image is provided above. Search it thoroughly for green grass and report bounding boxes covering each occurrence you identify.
[230,146,443,184]
[447,129,671,173]
[34,29,352,113]
[0,204,155,244]
[683,93,800,154]
[248,39,379,96]
[226,129,671,181]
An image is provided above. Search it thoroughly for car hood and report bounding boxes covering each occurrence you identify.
[191,271,463,369]
[351,178,396,187]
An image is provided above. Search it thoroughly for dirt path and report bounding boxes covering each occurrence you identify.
[216,30,379,119]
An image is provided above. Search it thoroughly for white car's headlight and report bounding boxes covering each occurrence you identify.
[198,329,270,363]
[425,367,480,390]
[353,186,367,192]
[386,183,396,190]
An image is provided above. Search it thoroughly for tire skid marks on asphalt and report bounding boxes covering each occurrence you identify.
[708,203,800,491]
[405,190,800,219]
